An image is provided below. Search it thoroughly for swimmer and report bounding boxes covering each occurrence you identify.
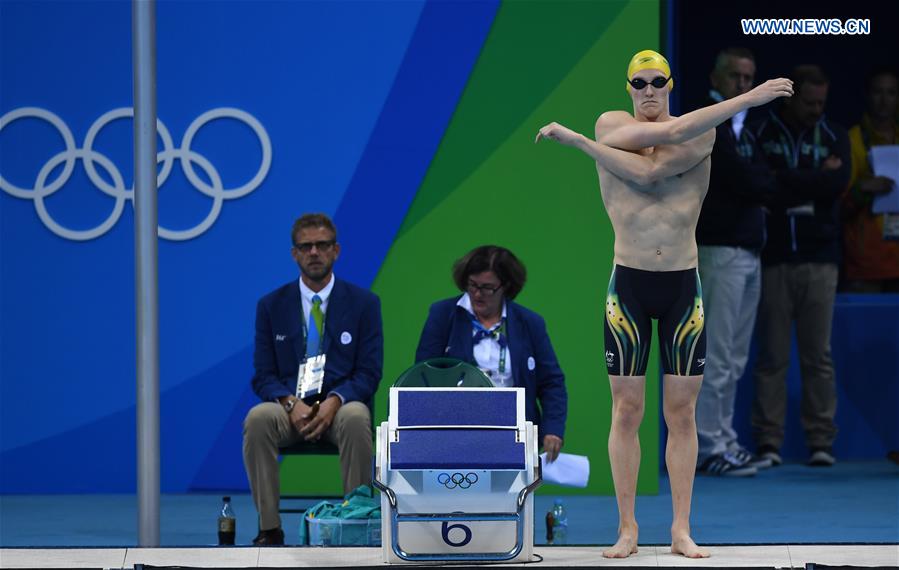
[535,49,792,559]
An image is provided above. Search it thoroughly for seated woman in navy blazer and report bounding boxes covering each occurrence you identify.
[415,245,568,461]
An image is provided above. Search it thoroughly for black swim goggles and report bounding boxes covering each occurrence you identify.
[628,76,672,90]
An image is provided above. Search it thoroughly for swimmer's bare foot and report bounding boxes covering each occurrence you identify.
[602,526,638,558]
[670,529,709,558]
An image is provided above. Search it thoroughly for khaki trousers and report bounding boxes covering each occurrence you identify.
[752,262,838,450]
[243,401,372,531]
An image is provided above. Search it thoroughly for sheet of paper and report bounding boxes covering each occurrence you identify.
[539,452,590,488]
[870,145,899,214]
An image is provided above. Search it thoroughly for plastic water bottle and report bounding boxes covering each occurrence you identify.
[218,496,236,545]
[551,499,568,545]
[545,508,555,544]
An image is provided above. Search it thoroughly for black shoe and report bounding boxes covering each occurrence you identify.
[757,444,783,466]
[808,447,835,467]
[697,452,758,477]
[252,527,285,546]
[731,446,773,469]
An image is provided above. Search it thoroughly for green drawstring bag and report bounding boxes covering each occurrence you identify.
[298,485,381,546]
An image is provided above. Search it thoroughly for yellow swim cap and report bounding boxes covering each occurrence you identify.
[626,49,674,92]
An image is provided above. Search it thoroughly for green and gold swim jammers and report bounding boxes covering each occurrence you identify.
[604,265,706,377]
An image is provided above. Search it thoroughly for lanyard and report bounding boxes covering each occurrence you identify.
[778,123,821,169]
[497,321,507,375]
[473,319,507,375]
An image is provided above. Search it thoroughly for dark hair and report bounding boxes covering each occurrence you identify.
[452,245,527,300]
[865,67,899,92]
[291,213,337,245]
[790,64,829,96]
[713,47,755,71]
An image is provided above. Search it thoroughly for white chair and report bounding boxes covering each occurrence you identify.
[373,387,542,563]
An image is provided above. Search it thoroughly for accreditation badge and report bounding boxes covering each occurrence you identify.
[492,370,513,388]
[296,354,326,399]
[883,213,899,242]
[477,367,509,388]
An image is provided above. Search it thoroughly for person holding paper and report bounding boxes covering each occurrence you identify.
[750,65,850,468]
[415,245,568,463]
[841,68,899,292]
[243,213,383,545]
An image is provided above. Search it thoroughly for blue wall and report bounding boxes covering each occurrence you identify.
[732,295,899,460]
[0,0,498,493]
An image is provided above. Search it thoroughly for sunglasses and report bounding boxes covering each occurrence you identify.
[628,76,672,90]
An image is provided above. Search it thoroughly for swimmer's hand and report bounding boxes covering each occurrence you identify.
[743,78,794,107]
[535,122,584,146]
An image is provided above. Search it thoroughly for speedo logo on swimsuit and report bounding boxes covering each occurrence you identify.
[697,358,706,368]
[606,350,616,366]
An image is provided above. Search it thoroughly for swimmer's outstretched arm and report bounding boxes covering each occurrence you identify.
[584,141,667,186]
[597,78,793,150]
[535,123,714,186]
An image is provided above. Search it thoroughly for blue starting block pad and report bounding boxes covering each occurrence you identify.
[396,390,518,427]
[389,429,525,470]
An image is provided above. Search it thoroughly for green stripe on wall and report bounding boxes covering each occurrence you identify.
[282,0,662,499]
[397,0,627,234]
[373,0,661,496]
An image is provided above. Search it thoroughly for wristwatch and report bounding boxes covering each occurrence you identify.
[283,398,296,413]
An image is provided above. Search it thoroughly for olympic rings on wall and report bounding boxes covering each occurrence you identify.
[0,107,271,241]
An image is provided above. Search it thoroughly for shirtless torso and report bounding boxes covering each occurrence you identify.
[592,109,715,271]
[597,145,710,271]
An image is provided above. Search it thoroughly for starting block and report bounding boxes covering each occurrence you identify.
[373,387,542,562]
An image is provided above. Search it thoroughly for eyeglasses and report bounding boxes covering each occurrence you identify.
[294,240,335,253]
[467,281,503,297]
[628,76,672,90]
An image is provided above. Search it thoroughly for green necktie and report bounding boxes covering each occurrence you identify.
[311,295,324,336]
[306,295,324,357]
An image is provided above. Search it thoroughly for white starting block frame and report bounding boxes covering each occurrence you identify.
[373,387,542,563]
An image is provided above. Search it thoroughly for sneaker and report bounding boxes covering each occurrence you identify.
[731,446,773,469]
[757,445,783,466]
[808,447,836,467]
[698,452,758,477]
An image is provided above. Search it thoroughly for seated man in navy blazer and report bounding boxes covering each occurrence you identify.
[243,213,383,546]
[415,245,568,460]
